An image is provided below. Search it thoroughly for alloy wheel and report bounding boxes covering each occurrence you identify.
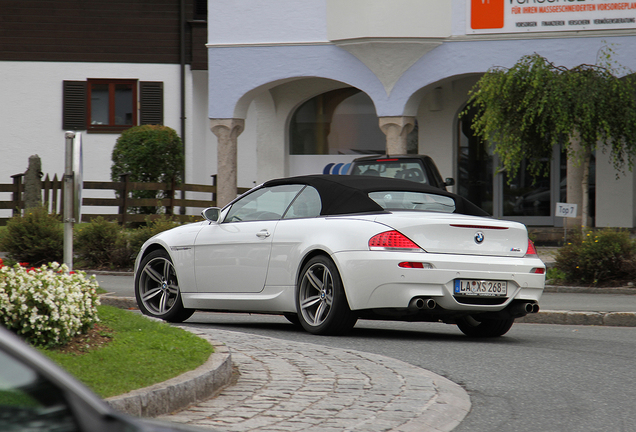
[299,262,334,327]
[138,256,180,315]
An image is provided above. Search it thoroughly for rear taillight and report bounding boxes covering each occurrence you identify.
[369,230,422,251]
[525,239,538,257]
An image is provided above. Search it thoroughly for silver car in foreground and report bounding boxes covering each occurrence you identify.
[0,325,206,432]
[135,175,545,337]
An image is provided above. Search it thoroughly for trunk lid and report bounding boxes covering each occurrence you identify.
[373,212,529,257]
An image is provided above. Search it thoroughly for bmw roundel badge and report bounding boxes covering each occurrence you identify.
[474,231,484,244]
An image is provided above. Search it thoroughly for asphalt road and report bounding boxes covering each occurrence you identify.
[96,274,636,430]
[95,273,636,313]
[182,312,636,432]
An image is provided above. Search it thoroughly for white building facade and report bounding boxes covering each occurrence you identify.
[206,0,636,228]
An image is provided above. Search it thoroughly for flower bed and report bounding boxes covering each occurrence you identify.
[0,259,100,347]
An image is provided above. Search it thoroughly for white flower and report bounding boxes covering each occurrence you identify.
[0,262,100,347]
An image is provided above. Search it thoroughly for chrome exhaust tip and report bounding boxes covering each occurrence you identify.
[409,297,437,310]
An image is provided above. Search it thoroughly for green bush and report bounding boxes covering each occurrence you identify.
[111,125,184,214]
[555,228,636,285]
[128,215,181,257]
[74,218,131,269]
[0,262,100,347]
[0,207,63,266]
[75,216,182,269]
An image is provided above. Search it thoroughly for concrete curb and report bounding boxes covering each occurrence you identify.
[99,295,138,310]
[544,285,636,295]
[105,335,232,418]
[517,310,636,327]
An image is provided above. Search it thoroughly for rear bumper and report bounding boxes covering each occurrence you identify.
[333,250,545,313]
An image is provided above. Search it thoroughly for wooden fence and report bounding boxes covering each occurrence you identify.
[0,173,251,225]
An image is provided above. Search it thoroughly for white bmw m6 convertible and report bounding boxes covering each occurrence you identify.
[134,175,545,337]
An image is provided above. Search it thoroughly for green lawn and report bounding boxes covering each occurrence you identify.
[42,305,213,398]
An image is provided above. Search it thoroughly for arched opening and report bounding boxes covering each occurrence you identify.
[289,88,417,156]
[290,88,383,155]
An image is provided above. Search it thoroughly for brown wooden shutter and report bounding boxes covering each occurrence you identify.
[139,81,164,125]
[62,81,87,130]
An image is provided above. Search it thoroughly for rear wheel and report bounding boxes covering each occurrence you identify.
[456,315,514,338]
[135,249,194,323]
[296,255,357,335]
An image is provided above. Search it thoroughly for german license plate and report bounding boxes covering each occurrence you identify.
[454,279,507,297]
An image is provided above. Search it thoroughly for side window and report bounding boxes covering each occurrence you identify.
[0,351,80,432]
[224,185,304,222]
[283,186,322,219]
[62,79,164,132]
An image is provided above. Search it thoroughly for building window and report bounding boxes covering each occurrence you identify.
[62,80,163,132]
[87,79,136,132]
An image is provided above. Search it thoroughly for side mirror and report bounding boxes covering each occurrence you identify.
[444,178,455,186]
[201,207,221,223]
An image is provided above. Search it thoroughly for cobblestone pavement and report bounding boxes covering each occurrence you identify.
[158,327,470,432]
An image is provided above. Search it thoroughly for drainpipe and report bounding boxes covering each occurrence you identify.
[179,0,186,214]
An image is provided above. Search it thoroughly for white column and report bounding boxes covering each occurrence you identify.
[379,116,415,155]
[210,119,245,207]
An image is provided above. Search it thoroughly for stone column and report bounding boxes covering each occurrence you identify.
[379,116,415,155]
[210,119,245,207]
[24,154,43,210]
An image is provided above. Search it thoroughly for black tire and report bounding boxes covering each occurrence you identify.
[456,315,515,337]
[135,249,194,323]
[296,255,357,335]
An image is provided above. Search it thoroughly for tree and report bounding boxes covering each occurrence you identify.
[464,47,636,227]
[111,125,184,215]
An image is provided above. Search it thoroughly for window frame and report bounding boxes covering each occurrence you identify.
[63,79,163,132]
[86,79,138,133]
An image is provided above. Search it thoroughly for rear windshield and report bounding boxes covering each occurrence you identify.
[369,191,456,213]
[351,160,429,184]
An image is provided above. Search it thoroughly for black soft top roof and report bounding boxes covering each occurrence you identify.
[263,175,489,217]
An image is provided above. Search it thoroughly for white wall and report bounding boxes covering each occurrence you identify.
[0,61,192,217]
[208,0,328,45]
[417,76,480,194]
[327,0,452,40]
[595,149,636,227]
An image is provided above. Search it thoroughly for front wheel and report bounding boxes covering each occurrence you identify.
[135,249,194,323]
[456,315,514,338]
[296,255,357,335]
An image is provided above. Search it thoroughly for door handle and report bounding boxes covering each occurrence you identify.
[256,230,271,239]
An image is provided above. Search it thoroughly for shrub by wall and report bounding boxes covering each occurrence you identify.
[111,125,184,214]
[127,215,181,257]
[0,206,63,266]
[74,217,131,269]
[555,228,636,285]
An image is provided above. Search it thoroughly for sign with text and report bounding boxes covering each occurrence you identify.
[555,202,578,218]
[467,0,636,34]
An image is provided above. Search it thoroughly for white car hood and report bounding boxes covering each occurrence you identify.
[371,212,530,257]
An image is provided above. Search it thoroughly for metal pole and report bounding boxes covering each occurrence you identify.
[64,131,75,270]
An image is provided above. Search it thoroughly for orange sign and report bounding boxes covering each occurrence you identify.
[471,0,505,29]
